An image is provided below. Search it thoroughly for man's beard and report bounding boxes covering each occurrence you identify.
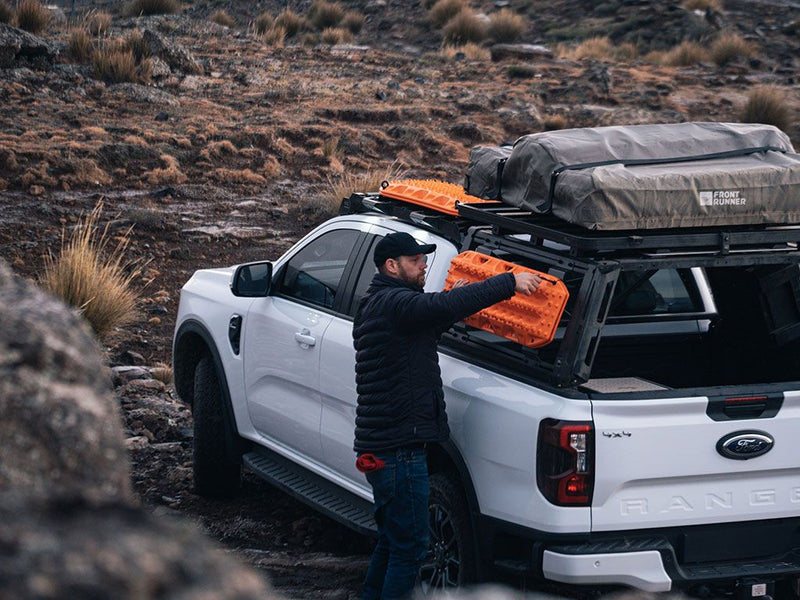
[397,263,425,288]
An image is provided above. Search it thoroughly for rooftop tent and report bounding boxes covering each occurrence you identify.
[467,122,800,230]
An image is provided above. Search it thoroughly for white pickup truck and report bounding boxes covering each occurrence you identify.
[173,184,800,599]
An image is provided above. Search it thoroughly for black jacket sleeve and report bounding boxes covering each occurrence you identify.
[389,272,516,331]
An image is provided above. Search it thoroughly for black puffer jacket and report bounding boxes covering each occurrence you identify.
[352,272,516,452]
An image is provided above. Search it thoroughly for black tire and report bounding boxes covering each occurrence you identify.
[419,471,477,594]
[192,356,242,498]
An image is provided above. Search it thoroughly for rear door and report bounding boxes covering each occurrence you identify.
[591,390,800,532]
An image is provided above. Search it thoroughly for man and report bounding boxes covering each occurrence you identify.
[352,231,540,600]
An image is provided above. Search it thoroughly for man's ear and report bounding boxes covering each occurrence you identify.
[384,258,399,276]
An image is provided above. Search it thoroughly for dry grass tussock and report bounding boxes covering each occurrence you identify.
[274,8,306,38]
[320,27,353,45]
[429,0,467,28]
[40,203,141,337]
[254,11,273,34]
[0,0,12,24]
[709,31,754,66]
[741,85,794,134]
[309,0,344,30]
[440,43,490,61]
[559,36,637,61]
[211,9,235,28]
[68,28,93,62]
[682,0,723,11]
[652,39,709,66]
[93,44,153,84]
[86,10,112,36]
[14,0,51,34]
[487,8,527,43]
[124,0,180,17]
[319,163,407,217]
[443,9,486,45]
[150,362,174,384]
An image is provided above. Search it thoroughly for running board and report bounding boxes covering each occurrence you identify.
[243,448,377,536]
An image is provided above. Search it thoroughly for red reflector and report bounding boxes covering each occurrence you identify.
[725,396,767,403]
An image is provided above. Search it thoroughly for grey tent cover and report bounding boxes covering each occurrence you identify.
[469,122,800,230]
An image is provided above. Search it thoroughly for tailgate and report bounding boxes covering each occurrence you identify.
[590,391,800,532]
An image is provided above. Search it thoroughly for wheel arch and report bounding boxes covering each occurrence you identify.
[428,440,486,579]
[173,319,248,456]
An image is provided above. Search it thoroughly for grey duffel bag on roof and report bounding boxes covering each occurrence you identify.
[472,122,800,230]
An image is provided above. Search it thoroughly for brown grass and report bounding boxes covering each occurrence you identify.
[86,10,112,36]
[658,39,709,66]
[440,43,491,61]
[211,9,235,28]
[40,203,140,337]
[124,0,180,17]
[150,362,174,384]
[559,36,638,61]
[274,8,305,38]
[93,43,152,84]
[254,11,273,34]
[14,0,51,34]
[210,168,268,185]
[320,163,406,217]
[200,140,238,160]
[341,12,365,35]
[0,0,12,24]
[145,154,187,185]
[124,29,152,61]
[487,8,527,43]
[429,0,467,28]
[544,115,569,131]
[443,9,487,45]
[741,85,794,134]
[67,28,93,62]
[261,25,286,46]
[709,31,754,66]
[309,0,344,30]
[320,27,354,45]
[682,0,723,11]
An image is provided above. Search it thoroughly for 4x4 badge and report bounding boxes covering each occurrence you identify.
[716,430,774,460]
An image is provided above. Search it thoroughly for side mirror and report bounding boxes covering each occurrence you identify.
[231,261,273,297]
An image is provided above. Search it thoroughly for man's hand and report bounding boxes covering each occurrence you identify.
[514,272,541,295]
[451,278,470,289]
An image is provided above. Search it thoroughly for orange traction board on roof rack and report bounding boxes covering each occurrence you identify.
[444,251,569,348]
[380,179,495,216]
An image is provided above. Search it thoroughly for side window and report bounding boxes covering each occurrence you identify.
[277,229,361,310]
[348,236,379,316]
[609,269,702,317]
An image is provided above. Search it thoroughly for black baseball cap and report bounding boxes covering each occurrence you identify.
[374,232,436,266]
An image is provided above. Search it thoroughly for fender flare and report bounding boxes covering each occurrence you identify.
[173,319,247,459]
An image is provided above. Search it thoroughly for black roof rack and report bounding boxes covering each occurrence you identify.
[342,192,800,258]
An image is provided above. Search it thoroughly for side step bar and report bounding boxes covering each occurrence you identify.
[243,448,377,536]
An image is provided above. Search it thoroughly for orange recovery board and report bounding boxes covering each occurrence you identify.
[380,179,495,216]
[444,251,569,348]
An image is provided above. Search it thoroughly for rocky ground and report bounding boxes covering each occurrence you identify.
[1,0,799,597]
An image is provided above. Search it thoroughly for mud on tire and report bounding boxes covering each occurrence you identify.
[192,356,242,498]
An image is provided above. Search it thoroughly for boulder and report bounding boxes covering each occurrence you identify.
[0,22,58,68]
[0,259,280,599]
[142,29,203,75]
[490,43,553,62]
[0,259,131,505]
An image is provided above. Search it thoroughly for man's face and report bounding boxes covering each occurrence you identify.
[393,254,427,288]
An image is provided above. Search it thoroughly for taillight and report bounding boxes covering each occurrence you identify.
[537,419,594,506]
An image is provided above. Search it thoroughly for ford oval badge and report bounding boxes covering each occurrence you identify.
[716,430,774,460]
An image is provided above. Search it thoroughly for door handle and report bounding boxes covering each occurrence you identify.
[294,328,316,347]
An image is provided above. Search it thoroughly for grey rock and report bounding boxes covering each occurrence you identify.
[109,82,181,107]
[0,23,58,68]
[490,43,553,62]
[112,365,151,385]
[0,494,280,599]
[0,259,131,505]
[142,29,203,75]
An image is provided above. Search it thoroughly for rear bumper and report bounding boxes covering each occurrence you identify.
[479,516,800,592]
[543,548,670,592]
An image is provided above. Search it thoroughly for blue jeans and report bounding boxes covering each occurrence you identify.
[362,447,429,600]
